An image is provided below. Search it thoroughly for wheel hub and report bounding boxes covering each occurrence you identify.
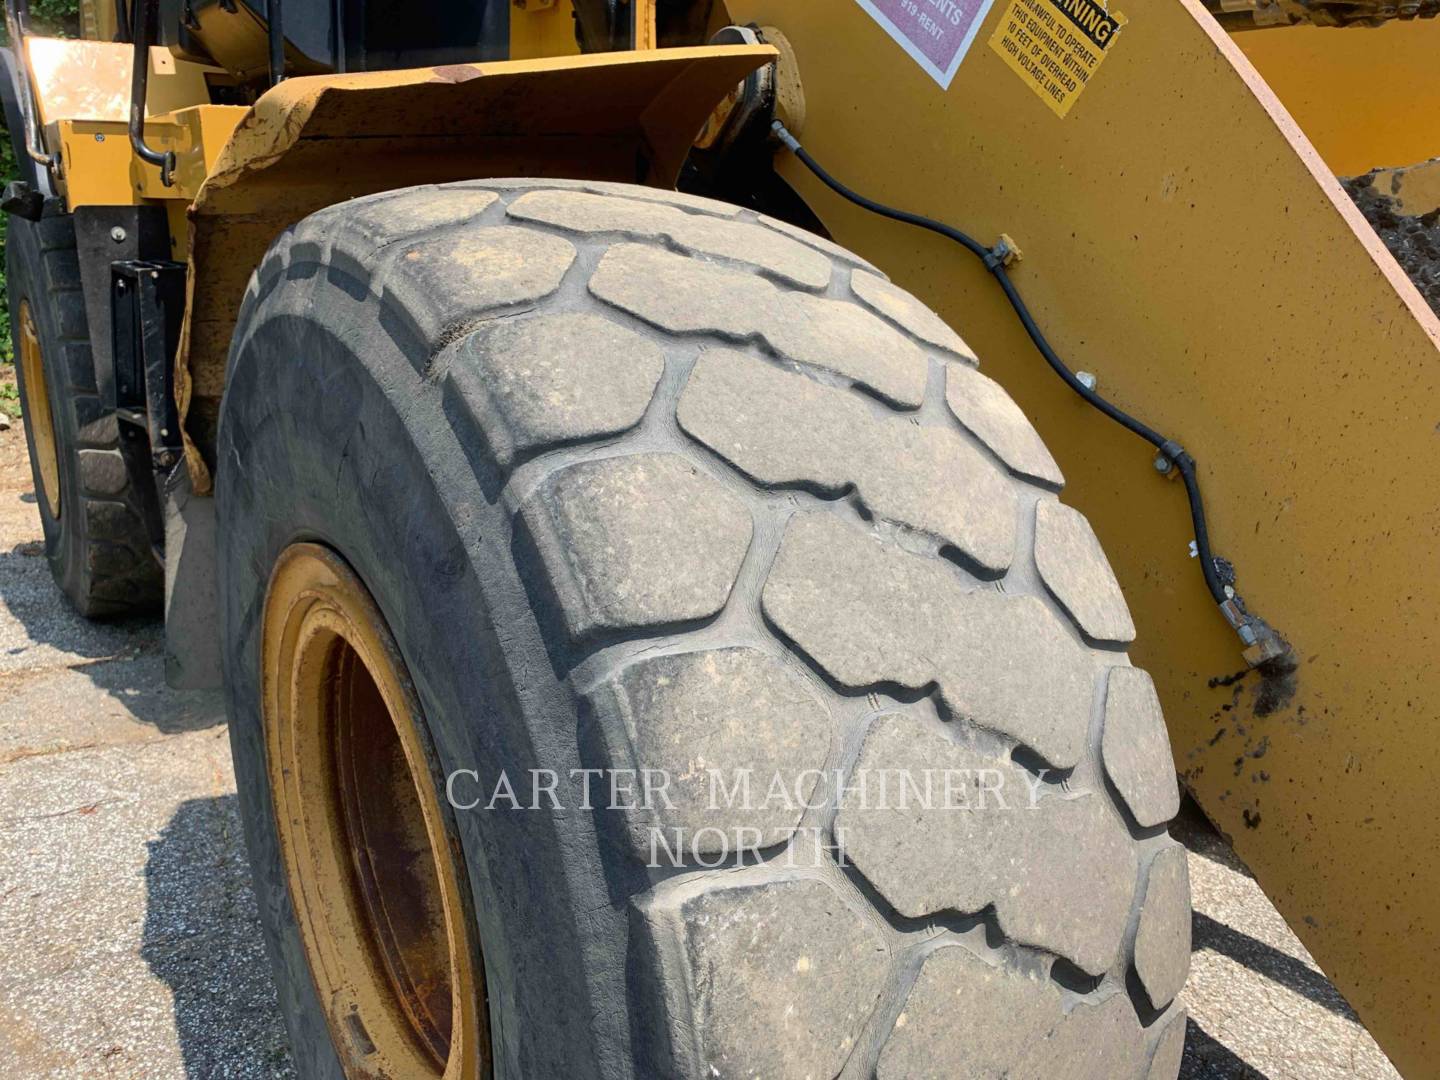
[17,299,61,520]
[261,543,488,1079]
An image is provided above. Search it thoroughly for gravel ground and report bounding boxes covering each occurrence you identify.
[0,397,1402,1079]
[0,393,295,1078]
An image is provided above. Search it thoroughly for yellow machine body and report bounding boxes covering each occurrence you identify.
[26,21,772,488]
[21,0,1440,1074]
[719,1,1440,1074]
[173,45,773,487]
[1237,18,1440,180]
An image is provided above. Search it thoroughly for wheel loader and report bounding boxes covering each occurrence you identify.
[2,0,1437,1076]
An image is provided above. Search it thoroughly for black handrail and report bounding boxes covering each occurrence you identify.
[267,0,284,86]
[3,0,60,175]
[126,0,175,186]
[113,0,131,42]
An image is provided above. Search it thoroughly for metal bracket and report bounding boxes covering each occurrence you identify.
[111,260,187,471]
[987,233,1023,268]
[1,179,44,220]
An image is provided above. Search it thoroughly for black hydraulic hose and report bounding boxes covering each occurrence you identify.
[772,121,1229,608]
[268,0,285,86]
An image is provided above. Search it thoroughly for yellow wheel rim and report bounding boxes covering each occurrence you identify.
[17,299,61,520]
[261,543,489,1079]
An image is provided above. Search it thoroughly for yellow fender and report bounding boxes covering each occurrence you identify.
[176,44,775,489]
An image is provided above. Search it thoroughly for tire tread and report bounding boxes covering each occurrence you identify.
[238,180,1190,1079]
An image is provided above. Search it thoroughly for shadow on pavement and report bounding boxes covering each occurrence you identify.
[1182,1018,1271,1079]
[141,795,296,1079]
[0,537,219,735]
[0,423,195,734]
[1192,912,1359,1022]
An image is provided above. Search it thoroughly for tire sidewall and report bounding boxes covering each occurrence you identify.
[219,300,631,1079]
[6,213,91,600]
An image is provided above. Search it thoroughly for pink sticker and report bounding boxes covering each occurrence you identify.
[855,0,999,89]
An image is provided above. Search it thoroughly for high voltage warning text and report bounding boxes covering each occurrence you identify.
[988,0,1126,117]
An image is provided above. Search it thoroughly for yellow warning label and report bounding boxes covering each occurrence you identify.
[988,0,1126,118]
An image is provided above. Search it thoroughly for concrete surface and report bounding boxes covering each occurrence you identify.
[0,397,1402,1079]
[0,397,295,1079]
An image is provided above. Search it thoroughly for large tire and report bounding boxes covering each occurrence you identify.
[6,204,161,616]
[219,179,1191,1079]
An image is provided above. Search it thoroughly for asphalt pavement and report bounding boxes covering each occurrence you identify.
[0,401,1401,1080]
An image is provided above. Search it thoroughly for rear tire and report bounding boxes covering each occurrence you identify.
[6,203,161,616]
[219,179,1190,1078]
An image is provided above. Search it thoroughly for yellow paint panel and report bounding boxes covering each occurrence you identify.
[509,0,583,60]
[27,37,130,124]
[52,121,133,205]
[1237,19,1440,175]
[54,105,248,209]
[728,0,1440,1073]
[136,106,249,199]
[26,37,218,126]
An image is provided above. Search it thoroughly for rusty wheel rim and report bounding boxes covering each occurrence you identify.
[17,300,61,520]
[262,543,488,1079]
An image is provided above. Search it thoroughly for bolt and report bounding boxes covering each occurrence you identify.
[94,132,105,142]
[1075,371,1097,391]
[1153,452,1173,475]
[110,226,127,243]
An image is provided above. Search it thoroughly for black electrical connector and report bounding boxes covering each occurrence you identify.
[771,121,1289,667]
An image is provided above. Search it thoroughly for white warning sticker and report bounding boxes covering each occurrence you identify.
[853,0,1000,89]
